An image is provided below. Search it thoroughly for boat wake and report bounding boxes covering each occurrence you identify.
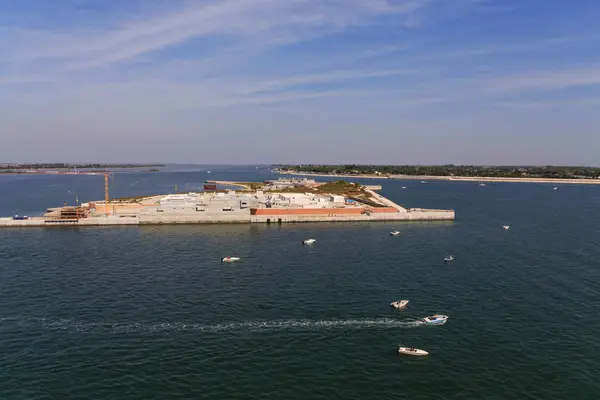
[1,317,421,333]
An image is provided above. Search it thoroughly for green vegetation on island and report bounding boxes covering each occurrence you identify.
[0,163,165,173]
[0,163,164,170]
[277,165,600,179]
[315,180,364,194]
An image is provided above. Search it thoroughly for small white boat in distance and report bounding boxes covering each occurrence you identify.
[303,239,316,245]
[221,256,240,263]
[390,231,400,236]
[397,346,429,356]
[402,186,407,189]
[390,300,409,309]
[553,187,558,190]
[479,182,486,186]
[444,255,454,262]
[503,225,510,230]
[417,314,449,326]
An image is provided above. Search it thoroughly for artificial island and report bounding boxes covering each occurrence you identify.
[0,178,454,227]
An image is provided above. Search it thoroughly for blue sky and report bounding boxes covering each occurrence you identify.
[1,0,600,165]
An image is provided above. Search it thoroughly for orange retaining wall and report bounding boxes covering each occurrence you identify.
[92,203,146,213]
[251,207,398,215]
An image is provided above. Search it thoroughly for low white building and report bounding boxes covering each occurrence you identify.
[159,193,200,205]
[329,195,345,203]
[278,193,312,205]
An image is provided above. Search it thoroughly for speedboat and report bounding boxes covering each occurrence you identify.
[503,225,510,230]
[553,187,558,190]
[390,231,400,236]
[221,256,240,263]
[390,300,409,309]
[402,186,407,189]
[416,314,449,326]
[303,238,316,245]
[444,255,454,262]
[397,346,428,356]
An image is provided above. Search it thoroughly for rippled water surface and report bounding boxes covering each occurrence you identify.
[1,166,599,399]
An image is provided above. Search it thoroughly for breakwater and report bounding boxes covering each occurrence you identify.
[0,208,454,227]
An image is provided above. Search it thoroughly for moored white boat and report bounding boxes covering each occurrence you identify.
[221,256,240,263]
[390,231,400,236]
[397,346,429,356]
[503,225,510,230]
[303,239,316,245]
[444,255,454,262]
[416,314,448,326]
[390,300,409,309]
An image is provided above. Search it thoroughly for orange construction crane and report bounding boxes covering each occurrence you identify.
[104,170,112,215]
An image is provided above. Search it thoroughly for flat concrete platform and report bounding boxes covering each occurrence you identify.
[0,184,455,228]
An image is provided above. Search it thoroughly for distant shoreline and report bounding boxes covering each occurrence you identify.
[279,171,600,185]
[0,170,159,175]
[0,165,163,175]
[0,163,163,173]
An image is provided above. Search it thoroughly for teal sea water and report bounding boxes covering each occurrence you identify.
[1,166,599,399]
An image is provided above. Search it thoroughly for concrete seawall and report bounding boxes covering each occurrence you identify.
[0,208,454,228]
[251,209,454,223]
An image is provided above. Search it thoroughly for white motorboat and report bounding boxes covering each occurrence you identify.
[390,300,409,309]
[221,256,240,263]
[479,182,486,187]
[503,225,510,230]
[444,255,454,262]
[397,346,429,356]
[402,186,407,189]
[553,187,558,190]
[303,239,316,245]
[416,314,449,326]
[390,231,400,236]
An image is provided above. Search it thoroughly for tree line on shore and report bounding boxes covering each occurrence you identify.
[277,165,600,179]
[0,163,164,170]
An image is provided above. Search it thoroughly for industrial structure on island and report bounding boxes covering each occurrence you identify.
[1,177,454,227]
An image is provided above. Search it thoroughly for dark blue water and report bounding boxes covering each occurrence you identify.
[1,166,599,399]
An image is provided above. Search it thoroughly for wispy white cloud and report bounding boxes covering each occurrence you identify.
[3,0,431,70]
[241,68,419,95]
[0,0,446,108]
[2,0,598,118]
[492,99,600,109]
[4,67,419,110]
[434,36,580,59]
[486,67,600,92]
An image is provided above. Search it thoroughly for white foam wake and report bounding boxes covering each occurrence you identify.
[2,317,421,333]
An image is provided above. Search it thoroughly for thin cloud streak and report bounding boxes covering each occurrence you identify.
[5,0,431,70]
[486,67,600,92]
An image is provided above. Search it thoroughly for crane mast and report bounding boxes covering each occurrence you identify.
[104,172,110,215]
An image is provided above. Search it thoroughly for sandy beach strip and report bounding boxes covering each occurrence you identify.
[279,171,600,185]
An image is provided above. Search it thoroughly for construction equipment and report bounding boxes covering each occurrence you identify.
[104,170,113,216]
